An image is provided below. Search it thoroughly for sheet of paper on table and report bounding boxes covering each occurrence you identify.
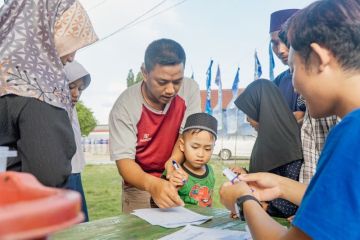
[159,225,252,240]
[131,206,212,228]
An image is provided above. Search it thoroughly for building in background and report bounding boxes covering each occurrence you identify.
[200,89,256,160]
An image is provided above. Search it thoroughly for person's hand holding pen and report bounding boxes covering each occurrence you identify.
[219,177,254,214]
[165,159,188,189]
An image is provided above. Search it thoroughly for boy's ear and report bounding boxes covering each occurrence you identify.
[310,43,332,72]
[140,63,148,82]
[179,137,185,152]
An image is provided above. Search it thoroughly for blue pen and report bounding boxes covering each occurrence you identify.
[172,160,187,184]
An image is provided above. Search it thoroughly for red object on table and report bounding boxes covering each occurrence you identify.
[0,172,83,240]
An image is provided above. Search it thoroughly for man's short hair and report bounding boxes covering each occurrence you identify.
[288,0,360,71]
[144,38,186,72]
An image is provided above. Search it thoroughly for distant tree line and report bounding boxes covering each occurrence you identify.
[127,69,143,87]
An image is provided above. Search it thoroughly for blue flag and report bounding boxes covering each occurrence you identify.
[254,50,262,80]
[213,65,223,130]
[269,42,275,81]
[231,67,240,97]
[205,60,213,115]
[226,67,240,134]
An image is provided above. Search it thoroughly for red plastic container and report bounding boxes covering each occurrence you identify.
[0,172,83,240]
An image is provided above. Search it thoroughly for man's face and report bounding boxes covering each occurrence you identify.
[270,31,289,65]
[142,63,184,110]
[288,47,337,118]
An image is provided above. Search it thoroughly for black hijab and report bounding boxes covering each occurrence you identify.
[234,79,302,173]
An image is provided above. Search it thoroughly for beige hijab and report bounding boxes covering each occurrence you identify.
[0,0,97,112]
[54,1,98,57]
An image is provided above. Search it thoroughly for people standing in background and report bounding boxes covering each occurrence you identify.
[220,1,360,238]
[279,16,340,185]
[0,0,98,187]
[270,9,305,122]
[234,79,303,218]
[64,60,92,222]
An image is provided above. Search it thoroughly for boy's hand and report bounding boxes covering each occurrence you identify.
[148,178,184,208]
[164,159,188,187]
[169,174,186,189]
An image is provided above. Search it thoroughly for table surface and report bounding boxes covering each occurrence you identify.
[52,206,289,240]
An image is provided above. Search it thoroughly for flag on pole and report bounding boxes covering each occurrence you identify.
[254,50,262,80]
[269,42,275,81]
[213,65,223,130]
[231,67,240,97]
[205,60,214,115]
[226,67,240,134]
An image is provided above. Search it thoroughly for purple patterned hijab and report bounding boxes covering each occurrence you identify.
[0,0,97,112]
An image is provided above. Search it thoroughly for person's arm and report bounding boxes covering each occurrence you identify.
[109,100,183,208]
[293,111,305,124]
[117,159,184,208]
[220,180,310,240]
[238,172,307,206]
[244,200,310,240]
[164,136,188,185]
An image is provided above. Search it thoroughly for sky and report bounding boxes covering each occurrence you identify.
[9,0,316,124]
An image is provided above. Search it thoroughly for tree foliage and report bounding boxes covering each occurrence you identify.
[127,69,143,88]
[76,101,97,136]
[135,71,144,84]
[126,69,135,87]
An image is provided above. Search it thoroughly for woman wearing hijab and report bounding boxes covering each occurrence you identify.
[0,0,97,188]
[234,79,303,218]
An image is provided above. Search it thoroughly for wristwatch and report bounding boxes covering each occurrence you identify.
[235,195,261,221]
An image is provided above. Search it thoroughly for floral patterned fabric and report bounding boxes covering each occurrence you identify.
[0,0,97,112]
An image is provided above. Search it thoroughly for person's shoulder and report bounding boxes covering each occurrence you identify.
[112,82,142,109]
[274,69,291,84]
[177,77,199,101]
[110,82,142,119]
[180,77,199,92]
[333,109,360,134]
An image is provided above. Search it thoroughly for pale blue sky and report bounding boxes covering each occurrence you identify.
[8,0,316,124]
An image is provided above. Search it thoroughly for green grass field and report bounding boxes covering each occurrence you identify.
[82,159,249,221]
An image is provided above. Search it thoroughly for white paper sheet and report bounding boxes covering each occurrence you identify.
[131,207,212,228]
[159,225,252,240]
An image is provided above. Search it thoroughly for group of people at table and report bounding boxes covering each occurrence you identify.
[1,0,359,239]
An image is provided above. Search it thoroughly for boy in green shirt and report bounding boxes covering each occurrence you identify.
[167,113,217,207]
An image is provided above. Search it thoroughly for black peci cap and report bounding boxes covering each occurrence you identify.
[183,113,218,139]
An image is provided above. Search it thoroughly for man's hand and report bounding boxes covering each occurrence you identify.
[148,177,185,208]
[164,159,188,188]
[238,172,283,202]
[219,181,253,213]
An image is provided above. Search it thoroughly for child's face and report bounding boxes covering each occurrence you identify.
[288,46,338,118]
[246,116,259,131]
[69,78,86,105]
[180,130,215,169]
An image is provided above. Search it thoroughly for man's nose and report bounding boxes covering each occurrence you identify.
[165,83,175,95]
